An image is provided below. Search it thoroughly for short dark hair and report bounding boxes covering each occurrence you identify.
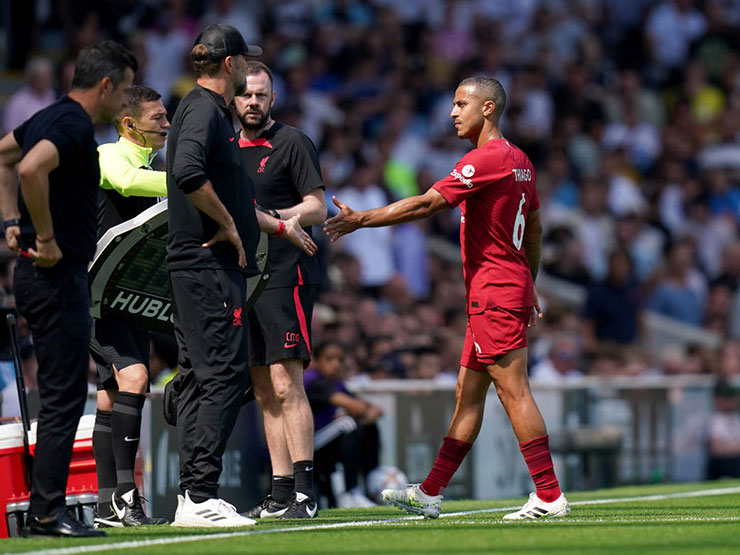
[119,85,161,119]
[458,76,507,118]
[71,40,138,90]
[245,61,274,89]
[191,43,223,77]
[313,340,344,360]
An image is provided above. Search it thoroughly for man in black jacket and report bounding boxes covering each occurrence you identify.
[166,24,316,527]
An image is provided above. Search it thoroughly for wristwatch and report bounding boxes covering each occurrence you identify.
[3,218,21,231]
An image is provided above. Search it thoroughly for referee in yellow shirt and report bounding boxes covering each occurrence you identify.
[91,85,169,527]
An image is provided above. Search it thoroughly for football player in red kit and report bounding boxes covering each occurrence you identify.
[324,76,569,520]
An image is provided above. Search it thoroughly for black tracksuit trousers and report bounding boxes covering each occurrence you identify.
[169,268,249,500]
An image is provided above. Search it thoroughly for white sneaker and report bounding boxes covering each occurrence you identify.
[381,484,442,519]
[338,489,376,508]
[171,491,257,527]
[503,492,570,520]
[174,494,184,522]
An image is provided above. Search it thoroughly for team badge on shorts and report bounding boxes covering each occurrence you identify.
[233,307,243,326]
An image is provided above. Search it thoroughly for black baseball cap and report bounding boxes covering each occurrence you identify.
[193,24,262,60]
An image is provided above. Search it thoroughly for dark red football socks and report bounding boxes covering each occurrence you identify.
[519,435,561,502]
[420,436,473,496]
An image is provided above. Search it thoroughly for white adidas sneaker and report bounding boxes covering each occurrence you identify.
[503,492,570,520]
[174,494,184,522]
[382,484,442,519]
[171,491,257,527]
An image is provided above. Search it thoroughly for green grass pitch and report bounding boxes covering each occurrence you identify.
[3,480,740,554]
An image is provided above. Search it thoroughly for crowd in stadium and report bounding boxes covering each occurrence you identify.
[2,0,740,387]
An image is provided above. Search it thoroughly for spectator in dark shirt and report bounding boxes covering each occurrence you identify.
[305,341,381,508]
[647,239,705,326]
[583,248,643,353]
[0,40,136,538]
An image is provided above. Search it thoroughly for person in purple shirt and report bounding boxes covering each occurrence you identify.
[304,341,382,507]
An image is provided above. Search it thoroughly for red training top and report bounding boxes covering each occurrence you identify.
[432,138,539,313]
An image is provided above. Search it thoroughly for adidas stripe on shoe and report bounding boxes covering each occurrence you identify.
[171,491,256,527]
[502,492,570,520]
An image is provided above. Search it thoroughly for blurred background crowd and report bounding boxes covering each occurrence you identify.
[1,0,740,393]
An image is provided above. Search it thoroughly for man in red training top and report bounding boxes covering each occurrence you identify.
[324,76,569,520]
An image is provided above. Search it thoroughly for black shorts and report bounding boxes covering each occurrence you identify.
[91,318,150,391]
[248,285,317,368]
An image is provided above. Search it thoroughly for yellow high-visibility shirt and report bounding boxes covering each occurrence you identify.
[98,136,166,197]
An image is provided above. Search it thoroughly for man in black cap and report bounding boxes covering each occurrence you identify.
[167,24,317,527]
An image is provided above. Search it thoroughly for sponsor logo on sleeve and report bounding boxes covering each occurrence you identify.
[451,165,475,188]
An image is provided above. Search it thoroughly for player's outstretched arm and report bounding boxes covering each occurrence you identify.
[323,187,448,242]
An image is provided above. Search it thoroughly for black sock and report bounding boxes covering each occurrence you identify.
[271,475,295,504]
[293,460,314,499]
[93,409,116,517]
[111,392,145,496]
[189,492,210,504]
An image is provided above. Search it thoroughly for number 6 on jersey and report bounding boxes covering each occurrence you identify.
[513,192,526,250]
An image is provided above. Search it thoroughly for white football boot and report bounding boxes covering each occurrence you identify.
[382,484,442,519]
[503,492,570,520]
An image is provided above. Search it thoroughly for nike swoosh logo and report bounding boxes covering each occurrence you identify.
[284,342,298,349]
[260,507,288,518]
[111,497,126,520]
[124,437,139,442]
[305,466,313,472]
[229,137,235,142]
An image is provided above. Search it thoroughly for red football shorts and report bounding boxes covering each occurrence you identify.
[460,307,532,371]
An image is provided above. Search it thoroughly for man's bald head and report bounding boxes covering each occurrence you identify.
[458,76,506,119]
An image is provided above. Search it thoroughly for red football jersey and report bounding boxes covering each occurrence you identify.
[432,138,539,313]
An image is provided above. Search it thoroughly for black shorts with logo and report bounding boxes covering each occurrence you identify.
[248,285,317,368]
[91,318,151,391]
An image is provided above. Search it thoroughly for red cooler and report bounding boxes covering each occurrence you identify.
[0,422,31,538]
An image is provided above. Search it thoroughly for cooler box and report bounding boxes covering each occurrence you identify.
[0,422,31,538]
[29,414,99,495]
[29,414,143,495]
[2,414,145,536]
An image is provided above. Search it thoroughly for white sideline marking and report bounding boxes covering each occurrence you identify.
[446,516,740,525]
[13,486,740,555]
